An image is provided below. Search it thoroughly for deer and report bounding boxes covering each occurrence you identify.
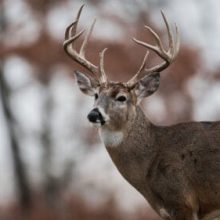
[63,5,220,220]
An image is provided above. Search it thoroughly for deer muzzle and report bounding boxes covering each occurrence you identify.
[87,108,105,125]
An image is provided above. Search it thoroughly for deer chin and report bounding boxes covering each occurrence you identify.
[90,121,105,128]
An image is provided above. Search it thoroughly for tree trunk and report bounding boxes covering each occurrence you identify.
[0,0,32,208]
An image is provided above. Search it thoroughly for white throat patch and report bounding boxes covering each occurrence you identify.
[99,129,124,148]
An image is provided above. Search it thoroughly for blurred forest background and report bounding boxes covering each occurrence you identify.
[1,0,220,220]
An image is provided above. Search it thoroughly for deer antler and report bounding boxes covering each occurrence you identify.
[63,5,108,84]
[127,11,180,86]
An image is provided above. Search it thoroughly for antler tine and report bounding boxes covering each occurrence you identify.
[144,25,166,56]
[70,4,84,47]
[132,36,166,61]
[174,23,180,57]
[161,11,174,57]
[99,48,108,84]
[127,51,149,87]
[64,29,85,47]
[79,18,96,58]
[127,12,180,86]
[65,21,76,40]
[63,5,109,81]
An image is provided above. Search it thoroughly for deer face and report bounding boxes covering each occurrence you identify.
[75,71,160,130]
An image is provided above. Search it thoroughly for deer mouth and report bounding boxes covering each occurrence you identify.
[89,119,106,128]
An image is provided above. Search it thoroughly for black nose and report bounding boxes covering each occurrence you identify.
[87,108,104,124]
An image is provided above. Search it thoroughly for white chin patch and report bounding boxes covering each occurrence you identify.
[99,129,123,148]
[91,122,102,128]
[89,118,106,127]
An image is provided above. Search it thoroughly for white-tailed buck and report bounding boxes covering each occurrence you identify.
[63,5,220,220]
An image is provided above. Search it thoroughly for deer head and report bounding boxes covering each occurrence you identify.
[63,5,180,132]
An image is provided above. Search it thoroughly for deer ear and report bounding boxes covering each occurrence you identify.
[74,70,99,96]
[134,72,160,103]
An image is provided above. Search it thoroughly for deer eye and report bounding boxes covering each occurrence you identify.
[116,95,127,102]
[94,93,98,100]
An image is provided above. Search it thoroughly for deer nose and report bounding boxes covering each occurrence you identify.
[87,108,105,124]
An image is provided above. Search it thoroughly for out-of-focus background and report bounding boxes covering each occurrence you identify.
[1,0,220,219]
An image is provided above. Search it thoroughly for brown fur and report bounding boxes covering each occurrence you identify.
[106,107,220,220]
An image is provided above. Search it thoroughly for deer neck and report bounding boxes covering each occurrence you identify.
[100,106,157,189]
